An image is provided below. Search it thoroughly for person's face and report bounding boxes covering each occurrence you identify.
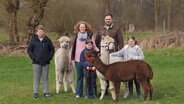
[36,29,45,38]
[79,24,86,33]
[104,15,113,26]
[86,43,93,49]
[128,39,135,47]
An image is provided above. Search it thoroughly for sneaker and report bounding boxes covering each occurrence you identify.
[33,93,39,99]
[76,95,80,98]
[138,95,143,99]
[129,95,134,100]
[44,93,51,98]
[85,96,89,99]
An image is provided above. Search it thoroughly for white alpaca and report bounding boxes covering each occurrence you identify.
[97,36,116,100]
[54,36,76,94]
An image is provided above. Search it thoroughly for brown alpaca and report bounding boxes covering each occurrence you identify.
[85,51,153,101]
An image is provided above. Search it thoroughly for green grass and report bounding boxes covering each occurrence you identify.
[0,48,184,104]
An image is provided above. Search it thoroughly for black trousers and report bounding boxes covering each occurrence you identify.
[128,80,141,96]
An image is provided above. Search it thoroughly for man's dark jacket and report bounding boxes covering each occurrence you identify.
[95,25,124,51]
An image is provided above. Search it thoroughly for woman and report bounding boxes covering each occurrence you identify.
[71,21,98,98]
[110,36,144,99]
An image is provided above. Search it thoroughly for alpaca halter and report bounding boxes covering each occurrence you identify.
[101,42,114,51]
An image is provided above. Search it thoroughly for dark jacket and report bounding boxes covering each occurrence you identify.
[80,48,95,68]
[95,25,124,51]
[27,35,55,65]
[71,31,93,60]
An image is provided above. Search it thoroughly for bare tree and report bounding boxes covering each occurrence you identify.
[167,0,173,31]
[103,0,111,15]
[154,0,159,31]
[6,0,19,44]
[25,0,48,43]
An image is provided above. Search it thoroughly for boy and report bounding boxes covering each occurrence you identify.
[80,40,97,99]
[27,25,54,99]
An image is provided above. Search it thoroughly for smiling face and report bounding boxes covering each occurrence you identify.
[104,15,113,26]
[79,23,86,33]
[128,38,136,47]
[86,42,93,50]
[36,29,45,38]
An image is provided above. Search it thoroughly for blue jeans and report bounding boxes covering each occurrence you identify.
[84,70,97,97]
[75,61,84,96]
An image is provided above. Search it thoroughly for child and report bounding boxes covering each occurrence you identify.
[80,40,98,99]
[110,36,144,99]
[27,25,55,99]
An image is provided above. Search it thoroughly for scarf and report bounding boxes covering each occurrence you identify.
[77,32,88,41]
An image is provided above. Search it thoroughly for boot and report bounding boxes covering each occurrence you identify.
[128,81,134,100]
[135,80,143,99]
[92,87,97,98]
[85,88,90,99]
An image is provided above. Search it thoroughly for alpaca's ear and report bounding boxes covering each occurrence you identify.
[91,50,98,56]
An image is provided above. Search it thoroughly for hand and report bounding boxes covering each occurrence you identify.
[87,66,90,70]
[91,67,96,71]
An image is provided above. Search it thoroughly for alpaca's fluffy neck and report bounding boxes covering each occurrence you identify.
[100,48,110,64]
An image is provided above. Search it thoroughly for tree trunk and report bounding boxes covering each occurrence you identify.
[103,0,111,15]
[154,0,159,31]
[25,0,48,44]
[167,0,172,31]
[6,0,19,44]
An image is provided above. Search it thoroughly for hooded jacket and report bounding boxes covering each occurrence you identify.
[27,35,55,65]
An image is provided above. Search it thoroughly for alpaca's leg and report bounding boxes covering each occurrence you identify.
[109,81,116,101]
[56,69,62,93]
[68,70,76,94]
[69,82,76,94]
[148,80,153,100]
[114,82,121,102]
[99,79,107,100]
[63,71,68,92]
[139,81,149,101]
[122,82,129,98]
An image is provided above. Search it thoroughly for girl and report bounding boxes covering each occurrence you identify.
[110,36,144,99]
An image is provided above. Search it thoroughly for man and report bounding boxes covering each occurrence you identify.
[95,13,129,98]
[95,13,124,51]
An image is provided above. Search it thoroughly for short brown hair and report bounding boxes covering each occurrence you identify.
[35,25,45,32]
[85,39,93,45]
[104,13,113,19]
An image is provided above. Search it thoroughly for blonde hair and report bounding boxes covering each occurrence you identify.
[73,21,92,34]
[35,25,45,32]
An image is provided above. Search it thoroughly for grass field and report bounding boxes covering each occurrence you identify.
[0,48,184,104]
